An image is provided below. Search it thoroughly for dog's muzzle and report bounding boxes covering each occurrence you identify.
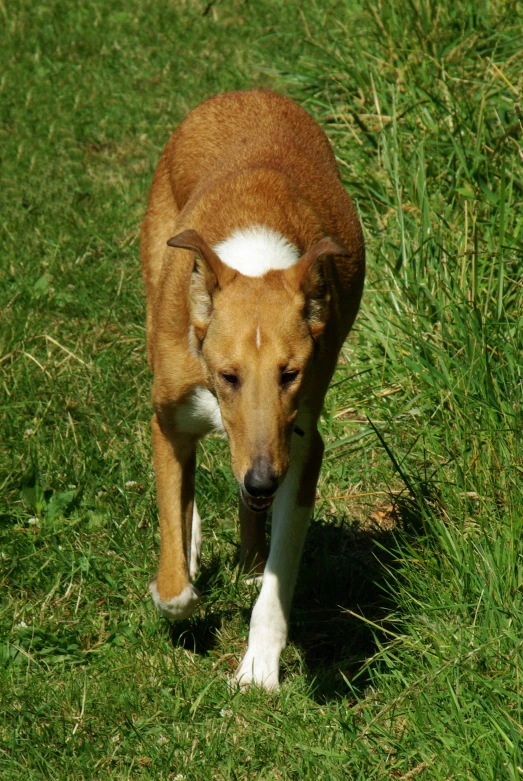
[241,461,279,512]
[240,488,275,513]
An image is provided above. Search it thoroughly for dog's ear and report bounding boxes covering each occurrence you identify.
[167,229,236,341]
[284,237,350,338]
[167,229,236,290]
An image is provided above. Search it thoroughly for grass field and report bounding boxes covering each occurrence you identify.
[1,0,522,777]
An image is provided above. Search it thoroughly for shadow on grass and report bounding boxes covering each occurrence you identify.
[169,612,223,655]
[169,554,226,655]
[168,494,426,699]
[291,494,425,702]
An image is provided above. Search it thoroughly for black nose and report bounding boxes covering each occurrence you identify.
[244,461,279,498]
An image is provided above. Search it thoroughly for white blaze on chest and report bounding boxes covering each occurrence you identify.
[175,387,224,436]
[213,226,299,277]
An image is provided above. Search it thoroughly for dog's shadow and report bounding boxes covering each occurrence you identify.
[290,513,401,701]
[168,554,226,655]
[169,500,418,701]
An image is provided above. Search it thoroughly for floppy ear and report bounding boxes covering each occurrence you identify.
[167,229,236,342]
[284,237,351,338]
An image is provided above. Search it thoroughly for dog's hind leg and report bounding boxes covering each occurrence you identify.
[239,501,268,581]
[235,423,324,691]
[148,413,201,620]
[189,502,202,581]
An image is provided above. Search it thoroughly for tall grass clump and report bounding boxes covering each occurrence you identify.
[0,0,522,778]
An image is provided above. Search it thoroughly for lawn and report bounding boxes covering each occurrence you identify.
[1,0,522,778]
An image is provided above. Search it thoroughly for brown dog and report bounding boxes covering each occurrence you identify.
[140,89,365,690]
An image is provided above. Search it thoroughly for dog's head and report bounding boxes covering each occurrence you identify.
[167,229,349,512]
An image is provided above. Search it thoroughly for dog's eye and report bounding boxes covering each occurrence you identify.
[281,370,299,387]
[221,373,238,386]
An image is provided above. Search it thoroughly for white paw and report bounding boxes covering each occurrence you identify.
[234,648,280,691]
[149,578,200,620]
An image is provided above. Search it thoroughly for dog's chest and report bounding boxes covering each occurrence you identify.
[175,386,224,436]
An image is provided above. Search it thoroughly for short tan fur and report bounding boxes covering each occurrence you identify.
[141,89,365,689]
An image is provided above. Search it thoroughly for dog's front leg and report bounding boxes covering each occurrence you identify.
[235,425,324,691]
[148,412,201,620]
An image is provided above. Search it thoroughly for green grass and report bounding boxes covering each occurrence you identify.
[1,0,522,777]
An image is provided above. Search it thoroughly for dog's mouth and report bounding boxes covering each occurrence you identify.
[240,490,275,513]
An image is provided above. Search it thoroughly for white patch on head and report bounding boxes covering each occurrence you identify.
[175,386,224,436]
[255,324,261,350]
[214,226,299,278]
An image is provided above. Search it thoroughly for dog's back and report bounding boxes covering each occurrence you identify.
[142,90,364,338]
[167,91,357,233]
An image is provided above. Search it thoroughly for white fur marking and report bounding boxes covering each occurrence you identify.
[149,579,200,620]
[214,226,299,278]
[256,324,261,350]
[189,502,202,580]
[175,386,224,436]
